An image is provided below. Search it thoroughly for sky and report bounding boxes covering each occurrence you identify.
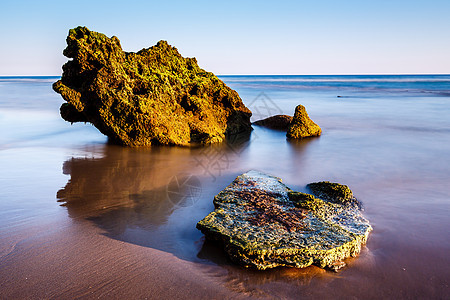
[0,0,449,75]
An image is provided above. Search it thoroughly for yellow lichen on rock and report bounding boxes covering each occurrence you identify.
[197,171,372,271]
[53,27,252,146]
[286,105,321,139]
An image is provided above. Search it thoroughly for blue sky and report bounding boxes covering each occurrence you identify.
[0,0,449,75]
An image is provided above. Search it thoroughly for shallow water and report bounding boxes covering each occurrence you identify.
[0,75,449,298]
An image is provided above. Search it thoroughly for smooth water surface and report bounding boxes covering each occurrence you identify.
[0,75,449,298]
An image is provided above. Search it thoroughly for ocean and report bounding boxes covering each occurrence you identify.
[0,75,449,298]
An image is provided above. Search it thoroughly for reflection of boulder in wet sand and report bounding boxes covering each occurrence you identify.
[253,115,293,131]
[87,187,176,236]
[197,171,372,271]
[166,174,202,208]
[286,105,321,139]
[53,26,252,146]
[56,146,202,228]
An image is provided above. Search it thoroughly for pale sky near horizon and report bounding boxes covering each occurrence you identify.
[0,0,449,75]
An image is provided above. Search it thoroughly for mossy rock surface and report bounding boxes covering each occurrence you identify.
[307,181,354,204]
[286,105,321,139]
[253,115,293,131]
[53,27,252,146]
[197,171,372,271]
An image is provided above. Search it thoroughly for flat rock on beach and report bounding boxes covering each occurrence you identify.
[197,171,372,271]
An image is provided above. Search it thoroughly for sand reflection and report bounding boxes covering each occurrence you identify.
[56,133,253,254]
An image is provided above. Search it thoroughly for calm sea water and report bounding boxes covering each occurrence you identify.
[0,75,449,298]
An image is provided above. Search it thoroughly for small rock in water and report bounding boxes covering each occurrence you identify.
[253,115,293,131]
[286,105,322,139]
[197,171,372,271]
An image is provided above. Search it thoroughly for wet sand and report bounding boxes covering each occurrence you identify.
[0,218,234,299]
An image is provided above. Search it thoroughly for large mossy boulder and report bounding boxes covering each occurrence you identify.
[53,27,252,146]
[286,105,321,139]
[197,171,372,271]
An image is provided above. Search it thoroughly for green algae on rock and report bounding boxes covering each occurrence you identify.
[196,171,372,271]
[253,115,293,131]
[307,181,355,204]
[286,105,321,139]
[53,27,252,146]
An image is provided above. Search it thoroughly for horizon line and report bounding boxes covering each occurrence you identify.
[1,73,449,77]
